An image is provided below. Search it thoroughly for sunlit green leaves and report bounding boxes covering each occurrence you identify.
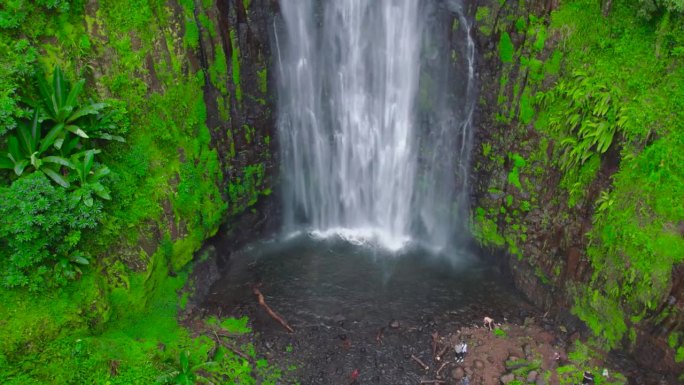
[0,173,102,289]
[541,71,628,171]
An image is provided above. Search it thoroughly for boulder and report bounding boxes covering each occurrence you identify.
[500,373,515,384]
[473,359,485,369]
[451,367,465,380]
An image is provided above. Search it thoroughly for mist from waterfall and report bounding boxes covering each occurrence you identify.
[275,0,475,252]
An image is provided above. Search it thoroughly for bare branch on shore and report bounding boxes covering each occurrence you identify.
[411,354,430,371]
[253,287,295,333]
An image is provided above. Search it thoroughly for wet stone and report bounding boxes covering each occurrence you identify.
[501,373,515,384]
[527,370,538,383]
[451,367,465,380]
[389,320,400,329]
[473,359,485,369]
[523,344,534,358]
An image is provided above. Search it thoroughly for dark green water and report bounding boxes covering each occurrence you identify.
[202,235,533,384]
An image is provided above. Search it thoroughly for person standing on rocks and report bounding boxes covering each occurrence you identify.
[455,341,468,363]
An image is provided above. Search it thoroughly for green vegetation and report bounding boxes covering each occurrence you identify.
[498,32,514,63]
[473,0,684,365]
[230,29,243,103]
[554,340,626,385]
[0,0,276,383]
[228,163,271,215]
[546,0,684,352]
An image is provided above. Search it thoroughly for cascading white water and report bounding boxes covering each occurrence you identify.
[276,0,475,251]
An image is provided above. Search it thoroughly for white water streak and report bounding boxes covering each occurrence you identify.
[276,0,474,251]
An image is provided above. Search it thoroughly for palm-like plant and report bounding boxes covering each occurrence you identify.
[1,66,120,202]
[0,110,71,187]
[69,149,111,207]
[35,66,121,149]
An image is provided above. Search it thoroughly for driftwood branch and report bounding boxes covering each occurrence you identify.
[253,287,295,333]
[411,354,430,371]
[431,332,440,360]
[436,345,449,362]
[419,380,445,384]
[436,361,449,377]
[376,327,385,344]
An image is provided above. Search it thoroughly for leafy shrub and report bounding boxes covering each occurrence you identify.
[0,173,102,289]
[536,70,631,171]
[637,0,684,19]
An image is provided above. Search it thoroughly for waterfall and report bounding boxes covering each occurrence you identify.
[276,0,475,252]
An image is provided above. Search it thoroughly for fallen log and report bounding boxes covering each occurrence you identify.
[253,287,295,333]
[436,345,449,362]
[435,361,448,377]
[411,354,430,371]
[431,331,439,361]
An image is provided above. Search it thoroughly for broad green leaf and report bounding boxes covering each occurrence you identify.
[53,66,68,108]
[70,255,90,265]
[83,150,94,175]
[16,122,36,155]
[41,123,65,153]
[70,189,84,205]
[42,167,70,187]
[94,133,125,142]
[50,94,61,121]
[36,70,56,117]
[8,136,22,160]
[30,152,42,169]
[92,183,111,200]
[66,124,89,138]
[43,156,73,168]
[67,103,107,123]
[14,159,28,176]
[92,165,110,180]
[65,79,85,109]
[61,136,80,155]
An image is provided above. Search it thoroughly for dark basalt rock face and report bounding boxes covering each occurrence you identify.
[469,0,683,381]
[194,0,281,249]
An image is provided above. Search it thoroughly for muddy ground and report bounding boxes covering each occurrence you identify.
[191,297,628,385]
[186,243,679,385]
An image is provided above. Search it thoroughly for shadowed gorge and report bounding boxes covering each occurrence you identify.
[0,0,682,384]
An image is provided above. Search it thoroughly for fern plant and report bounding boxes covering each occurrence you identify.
[536,70,631,171]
